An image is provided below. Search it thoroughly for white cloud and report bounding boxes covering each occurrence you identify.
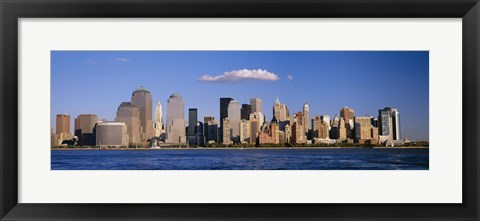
[114,58,129,62]
[198,69,279,82]
[287,75,293,80]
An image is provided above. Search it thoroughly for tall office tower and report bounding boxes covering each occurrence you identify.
[291,123,306,144]
[205,119,218,143]
[312,116,321,132]
[378,107,393,141]
[378,107,401,141]
[279,104,288,121]
[338,117,347,141]
[203,116,214,142]
[250,97,262,113]
[284,124,291,143]
[228,100,241,143]
[249,114,260,144]
[74,114,99,146]
[370,116,378,127]
[187,108,198,145]
[56,114,71,141]
[131,86,153,142]
[296,112,303,126]
[340,106,355,126]
[240,119,250,143]
[188,108,198,137]
[317,122,329,139]
[95,122,129,147]
[50,128,58,146]
[320,115,330,128]
[354,116,373,142]
[273,96,281,120]
[241,104,252,120]
[166,93,186,144]
[330,115,340,139]
[154,101,164,137]
[303,103,310,132]
[289,114,295,126]
[390,108,401,140]
[249,112,264,132]
[219,97,233,143]
[222,118,231,145]
[115,102,141,145]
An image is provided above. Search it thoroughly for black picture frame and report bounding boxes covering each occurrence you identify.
[1,0,479,220]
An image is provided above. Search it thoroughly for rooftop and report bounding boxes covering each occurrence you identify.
[169,93,183,99]
[134,86,150,93]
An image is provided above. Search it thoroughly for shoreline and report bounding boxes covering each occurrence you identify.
[51,146,429,150]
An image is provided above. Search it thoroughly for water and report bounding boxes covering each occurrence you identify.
[51,148,429,170]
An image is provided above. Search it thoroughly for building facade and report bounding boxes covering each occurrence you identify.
[115,102,141,145]
[131,86,153,142]
[222,118,231,145]
[166,93,186,144]
[95,122,129,147]
[241,104,252,120]
[227,100,241,143]
[250,98,262,113]
[154,101,164,138]
[74,114,99,146]
[219,97,233,143]
[303,103,310,133]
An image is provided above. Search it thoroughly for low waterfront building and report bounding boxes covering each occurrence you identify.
[95,122,129,147]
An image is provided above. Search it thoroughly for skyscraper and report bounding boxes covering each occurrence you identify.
[279,104,288,121]
[273,96,288,121]
[222,118,231,145]
[273,96,281,120]
[391,109,401,140]
[250,98,262,113]
[338,117,347,141]
[74,114,99,146]
[340,106,355,126]
[131,86,153,142]
[154,101,164,138]
[56,114,71,141]
[166,93,186,144]
[240,119,250,144]
[228,100,241,143]
[219,97,233,143]
[303,103,310,132]
[378,107,393,141]
[241,104,252,120]
[205,118,218,143]
[188,108,198,137]
[187,108,198,144]
[378,107,401,141]
[115,102,141,145]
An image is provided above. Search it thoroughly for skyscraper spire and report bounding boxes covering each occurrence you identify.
[154,101,164,137]
[274,96,280,105]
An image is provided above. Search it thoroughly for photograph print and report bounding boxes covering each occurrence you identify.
[51,51,429,170]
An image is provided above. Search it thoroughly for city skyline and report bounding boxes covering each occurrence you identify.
[51,51,429,141]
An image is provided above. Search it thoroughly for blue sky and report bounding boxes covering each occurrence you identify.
[51,51,429,141]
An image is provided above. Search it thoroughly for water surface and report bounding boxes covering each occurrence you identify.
[51,148,429,170]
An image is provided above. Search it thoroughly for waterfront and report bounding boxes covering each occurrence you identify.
[51,148,428,170]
